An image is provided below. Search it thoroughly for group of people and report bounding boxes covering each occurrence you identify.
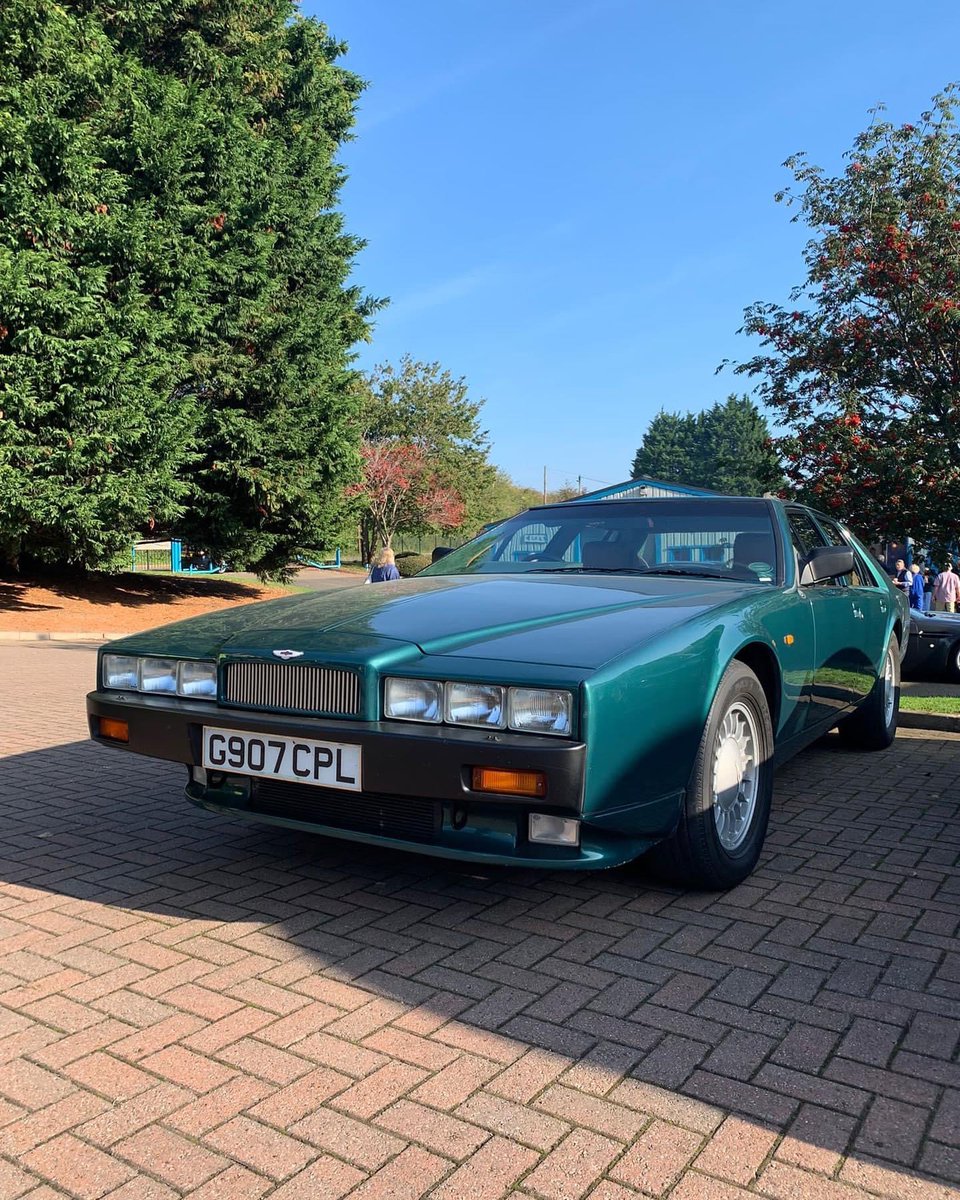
[890,557,960,613]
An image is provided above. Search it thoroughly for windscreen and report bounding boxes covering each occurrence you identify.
[419,499,780,584]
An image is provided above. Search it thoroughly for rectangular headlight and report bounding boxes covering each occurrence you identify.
[445,682,505,728]
[140,657,178,694]
[178,661,217,698]
[102,654,139,690]
[384,677,442,722]
[508,688,573,736]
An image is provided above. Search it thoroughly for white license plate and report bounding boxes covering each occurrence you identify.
[202,727,361,792]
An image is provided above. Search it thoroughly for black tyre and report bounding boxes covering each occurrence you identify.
[948,642,960,683]
[837,634,900,750]
[647,661,774,890]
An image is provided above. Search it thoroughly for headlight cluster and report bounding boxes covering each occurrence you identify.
[384,678,573,736]
[102,655,217,699]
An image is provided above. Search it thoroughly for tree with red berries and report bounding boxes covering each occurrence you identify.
[732,87,960,552]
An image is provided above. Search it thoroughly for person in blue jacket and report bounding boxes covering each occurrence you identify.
[907,562,925,610]
[369,547,401,583]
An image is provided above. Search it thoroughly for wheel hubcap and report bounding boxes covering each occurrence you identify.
[882,646,895,725]
[712,701,760,852]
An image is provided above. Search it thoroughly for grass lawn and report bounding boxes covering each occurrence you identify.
[900,695,960,715]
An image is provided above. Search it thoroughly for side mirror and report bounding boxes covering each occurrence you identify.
[800,545,855,586]
[431,546,454,563]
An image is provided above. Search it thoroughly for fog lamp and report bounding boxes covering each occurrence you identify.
[528,814,580,846]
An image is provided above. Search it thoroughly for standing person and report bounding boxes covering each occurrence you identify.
[892,558,910,593]
[907,563,925,610]
[923,564,935,613]
[369,547,401,583]
[933,562,960,612]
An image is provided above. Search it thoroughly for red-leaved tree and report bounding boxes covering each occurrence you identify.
[347,441,464,560]
[731,87,960,552]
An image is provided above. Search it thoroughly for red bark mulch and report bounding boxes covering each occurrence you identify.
[0,572,290,634]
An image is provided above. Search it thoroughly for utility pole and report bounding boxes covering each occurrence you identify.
[577,475,582,495]
[543,466,547,503]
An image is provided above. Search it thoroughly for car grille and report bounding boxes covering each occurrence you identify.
[222,662,361,717]
[251,780,439,842]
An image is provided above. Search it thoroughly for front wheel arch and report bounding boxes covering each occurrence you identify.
[733,642,782,734]
[645,659,775,890]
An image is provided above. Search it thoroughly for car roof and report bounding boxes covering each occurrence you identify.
[524,495,774,515]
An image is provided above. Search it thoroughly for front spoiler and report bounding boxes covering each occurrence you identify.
[87,691,662,869]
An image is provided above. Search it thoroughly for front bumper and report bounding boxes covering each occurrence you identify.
[86,691,654,869]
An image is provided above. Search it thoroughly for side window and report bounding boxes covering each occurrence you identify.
[813,516,876,588]
[786,510,827,559]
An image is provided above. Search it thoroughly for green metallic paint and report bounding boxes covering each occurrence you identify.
[90,500,908,870]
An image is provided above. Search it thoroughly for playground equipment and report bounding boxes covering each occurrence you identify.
[131,539,343,574]
[130,539,226,574]
[298,548,342,570]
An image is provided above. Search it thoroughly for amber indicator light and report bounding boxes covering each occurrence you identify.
[783,635,795,645]
[471,767,546,798]
[99,717,129,743]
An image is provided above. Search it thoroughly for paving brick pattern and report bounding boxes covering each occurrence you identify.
[1,643,959,1199]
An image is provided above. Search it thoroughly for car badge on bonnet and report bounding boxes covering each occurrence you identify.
[272,649,304,660]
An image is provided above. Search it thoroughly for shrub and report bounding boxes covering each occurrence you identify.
[396,553,431,577]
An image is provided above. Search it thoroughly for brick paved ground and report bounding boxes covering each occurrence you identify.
[2,642,959,1200]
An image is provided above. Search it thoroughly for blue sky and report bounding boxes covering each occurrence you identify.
[306,0,960,493]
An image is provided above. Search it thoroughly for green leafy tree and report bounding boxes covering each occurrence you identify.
[0,0,373,575]
[630,396,782,495]
[732,87,960,549]
[354,356,495,559]
[481,470,543,525]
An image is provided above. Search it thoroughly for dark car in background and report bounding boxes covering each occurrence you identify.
[903,607,960,681]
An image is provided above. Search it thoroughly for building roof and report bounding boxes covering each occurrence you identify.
[569,477,721,502]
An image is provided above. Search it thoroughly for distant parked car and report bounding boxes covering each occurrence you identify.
[903,607,960,681]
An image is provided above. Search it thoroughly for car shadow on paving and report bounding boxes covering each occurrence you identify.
[0,732,958,1197]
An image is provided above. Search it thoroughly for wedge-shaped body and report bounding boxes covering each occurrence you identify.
[87,497,908,888]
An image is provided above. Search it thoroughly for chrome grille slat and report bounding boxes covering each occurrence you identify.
[222,662,361,717]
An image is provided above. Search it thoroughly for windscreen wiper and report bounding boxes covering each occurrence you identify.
[633,566,742,581]
[526,567,651,574]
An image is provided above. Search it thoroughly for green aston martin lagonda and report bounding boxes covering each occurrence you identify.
[87,496,908,889]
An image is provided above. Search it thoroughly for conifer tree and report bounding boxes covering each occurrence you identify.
[0,1,373,574]
[630,397,781,495]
